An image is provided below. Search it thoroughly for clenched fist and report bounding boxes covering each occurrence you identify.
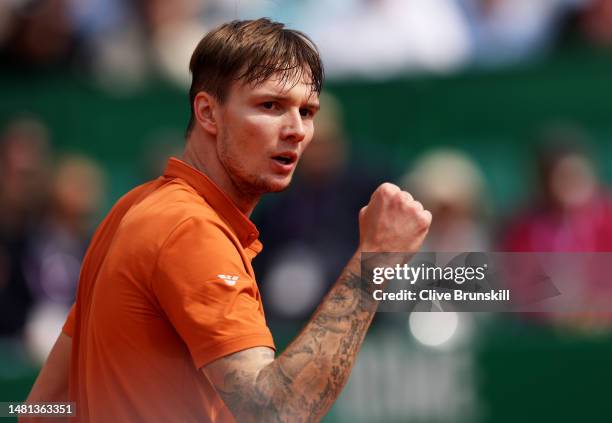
[358,183,431,253]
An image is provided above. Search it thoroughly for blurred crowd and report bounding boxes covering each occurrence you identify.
[3,86,611,364]
[1,3,610,421]
[254,96,612,327]
[1,0,611,85]
[0,117,106,362]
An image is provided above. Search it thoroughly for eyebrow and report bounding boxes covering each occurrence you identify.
[253,94,320,111]
[304,101,321,111]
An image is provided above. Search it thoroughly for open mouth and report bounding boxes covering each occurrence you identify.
[272,153,297,166]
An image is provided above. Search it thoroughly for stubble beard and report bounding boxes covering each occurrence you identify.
[218,129,292,199]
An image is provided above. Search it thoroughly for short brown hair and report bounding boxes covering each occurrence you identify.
[186,18,324,135]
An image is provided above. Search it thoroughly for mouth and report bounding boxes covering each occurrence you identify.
[271,152,298,166]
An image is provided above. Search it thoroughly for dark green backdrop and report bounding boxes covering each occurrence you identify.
[1,46,611,422]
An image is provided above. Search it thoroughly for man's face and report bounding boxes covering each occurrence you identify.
[214,73,319,197]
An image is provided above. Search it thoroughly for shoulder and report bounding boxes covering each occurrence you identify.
[124,179,227,239]
[106,179,237,264]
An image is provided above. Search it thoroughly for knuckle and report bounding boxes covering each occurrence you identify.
[401,191,414,203]
[404,199,421,213]
[419,210,433,227]
[379,182,399,195]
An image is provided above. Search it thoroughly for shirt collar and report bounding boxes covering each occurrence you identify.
[163,157,261,251]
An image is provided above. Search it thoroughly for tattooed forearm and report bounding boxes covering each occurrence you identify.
[207,254,380,422]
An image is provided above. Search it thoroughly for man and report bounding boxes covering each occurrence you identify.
[25,18,431,422]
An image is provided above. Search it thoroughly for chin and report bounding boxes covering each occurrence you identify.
[263,172,295,193]
[239,174,293,196]
[265,178,293,193]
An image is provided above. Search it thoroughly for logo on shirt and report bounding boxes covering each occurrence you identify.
[217,274,239,286]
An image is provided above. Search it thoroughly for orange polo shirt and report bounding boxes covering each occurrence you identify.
[62,157,275,422]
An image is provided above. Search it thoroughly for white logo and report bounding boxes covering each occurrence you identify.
[218,274,239,286]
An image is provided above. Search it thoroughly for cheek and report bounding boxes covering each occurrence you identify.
[242,116,278,145]
[300,129,315,153]
[242,120,264,143]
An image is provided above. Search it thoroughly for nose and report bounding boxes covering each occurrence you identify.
[280,109,306,143]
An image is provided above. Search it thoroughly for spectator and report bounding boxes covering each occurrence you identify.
[579,0,612,47]
[25,154,106,306]
[24,154,106,362]
[0,0,78,69]
[501,127,612,252]
[500,125,612,331]
[85,0,208,91]
[401,148,491,251]
[458,0,579,66]
[0,118,52,337]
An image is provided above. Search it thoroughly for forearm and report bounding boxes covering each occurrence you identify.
[220,253,377,422]
[209,183,431,422]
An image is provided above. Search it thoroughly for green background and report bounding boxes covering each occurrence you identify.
[1,45,611,422]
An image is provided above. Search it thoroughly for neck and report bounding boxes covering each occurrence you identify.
[182,133,259,217]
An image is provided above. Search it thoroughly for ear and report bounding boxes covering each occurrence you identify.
[193,92,218,136]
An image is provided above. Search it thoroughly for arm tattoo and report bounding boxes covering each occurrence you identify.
[211,256,379,422]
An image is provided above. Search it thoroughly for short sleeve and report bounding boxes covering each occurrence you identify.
[152,217,274,369]
[62,303,76,337]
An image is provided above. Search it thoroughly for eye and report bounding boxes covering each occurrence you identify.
[261,101,276,110]
[300,108,313,118]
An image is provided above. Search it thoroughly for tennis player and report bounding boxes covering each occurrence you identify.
[25,18,431,422]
